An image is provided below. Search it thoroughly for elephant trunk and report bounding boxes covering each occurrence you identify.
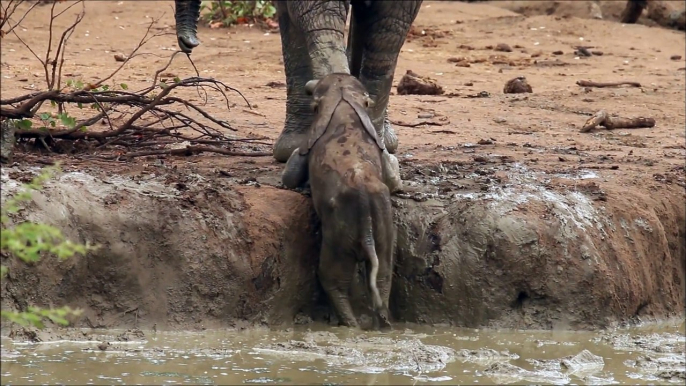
[175,0,201,53]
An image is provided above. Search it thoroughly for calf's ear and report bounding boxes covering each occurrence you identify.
[305,79,319,95]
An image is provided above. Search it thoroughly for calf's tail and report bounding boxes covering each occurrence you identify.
[359,190,383,311]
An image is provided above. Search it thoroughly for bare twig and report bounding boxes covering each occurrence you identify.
[390,120,449,128]
[90,16,166,90]
[0,1,39,37]
[576,80,642,88]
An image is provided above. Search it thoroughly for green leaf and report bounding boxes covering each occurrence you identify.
[120,83,128,90]
[75,80,84,90]
[57,113,77,128]
[158,81,169,90]
[50,100,57,107]
[77,102,83,109]
[101,85,109,91]
[16,119,32,130]
[173,77,181,83]
[39,113,51,121]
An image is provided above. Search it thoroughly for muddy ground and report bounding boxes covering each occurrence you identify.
[1,1,685,332]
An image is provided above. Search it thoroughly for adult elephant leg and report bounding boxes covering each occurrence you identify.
[346,6,362,78]
[273,2,315,162]
[273,1,350,162]
[353,1,422,154]
[347,5,402,159]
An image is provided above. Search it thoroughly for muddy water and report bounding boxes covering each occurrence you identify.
[1,320,684,385]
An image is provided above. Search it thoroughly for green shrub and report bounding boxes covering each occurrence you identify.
[1,163,96,329]
[200,0,276,27]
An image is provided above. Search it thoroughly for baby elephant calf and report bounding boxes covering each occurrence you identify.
[281,73,399,329]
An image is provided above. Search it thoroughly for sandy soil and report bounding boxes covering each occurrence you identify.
[0,1,684,331]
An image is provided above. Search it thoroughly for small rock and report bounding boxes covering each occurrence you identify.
[575,47,592,57]
[447,57,471,67]
[503,76,533,94]
[495,43,512,52]
[113,53,128,62]
[478,138,493,145]
[591,50,604,56]
[98,342,110,351]
[396,70,444,96]
[493,117,507,124]
[266,81,285,88]
[553,50,564,55]
[671,55,682,61]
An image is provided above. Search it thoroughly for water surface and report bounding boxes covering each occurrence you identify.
[1,320,684,385]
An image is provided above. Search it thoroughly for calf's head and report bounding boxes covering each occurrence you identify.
[303,74,382,152]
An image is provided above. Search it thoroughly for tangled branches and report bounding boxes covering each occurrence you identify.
[0,0,271,163]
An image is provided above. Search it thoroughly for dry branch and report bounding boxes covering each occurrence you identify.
[581,110,655,133]
[390,120,449,128]
[102,145,271,160]
[576,80,642,88]
[0,1,269,162]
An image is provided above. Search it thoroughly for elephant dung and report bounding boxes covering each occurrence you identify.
[396,70,445,96]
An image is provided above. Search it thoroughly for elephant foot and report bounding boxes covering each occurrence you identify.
[381,149,402,194]
[282,149,309,189]
[374,308,392,331]
[338,316,359,328]
[383,117,398,154]
[273,131,306,163]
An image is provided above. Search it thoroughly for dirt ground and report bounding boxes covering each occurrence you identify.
[1,1,685,332]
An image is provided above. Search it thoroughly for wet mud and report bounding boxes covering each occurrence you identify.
[1,159,684,332]
[1,321,683,385]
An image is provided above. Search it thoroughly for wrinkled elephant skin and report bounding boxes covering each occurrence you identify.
[282,73,395,329]
[173,0,423,162]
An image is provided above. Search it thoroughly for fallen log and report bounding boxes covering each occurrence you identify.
[581,110,655,133]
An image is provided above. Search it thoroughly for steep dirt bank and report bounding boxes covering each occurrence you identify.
[1,158,683,331]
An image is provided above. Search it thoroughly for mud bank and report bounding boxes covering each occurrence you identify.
[1,162,684,331]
